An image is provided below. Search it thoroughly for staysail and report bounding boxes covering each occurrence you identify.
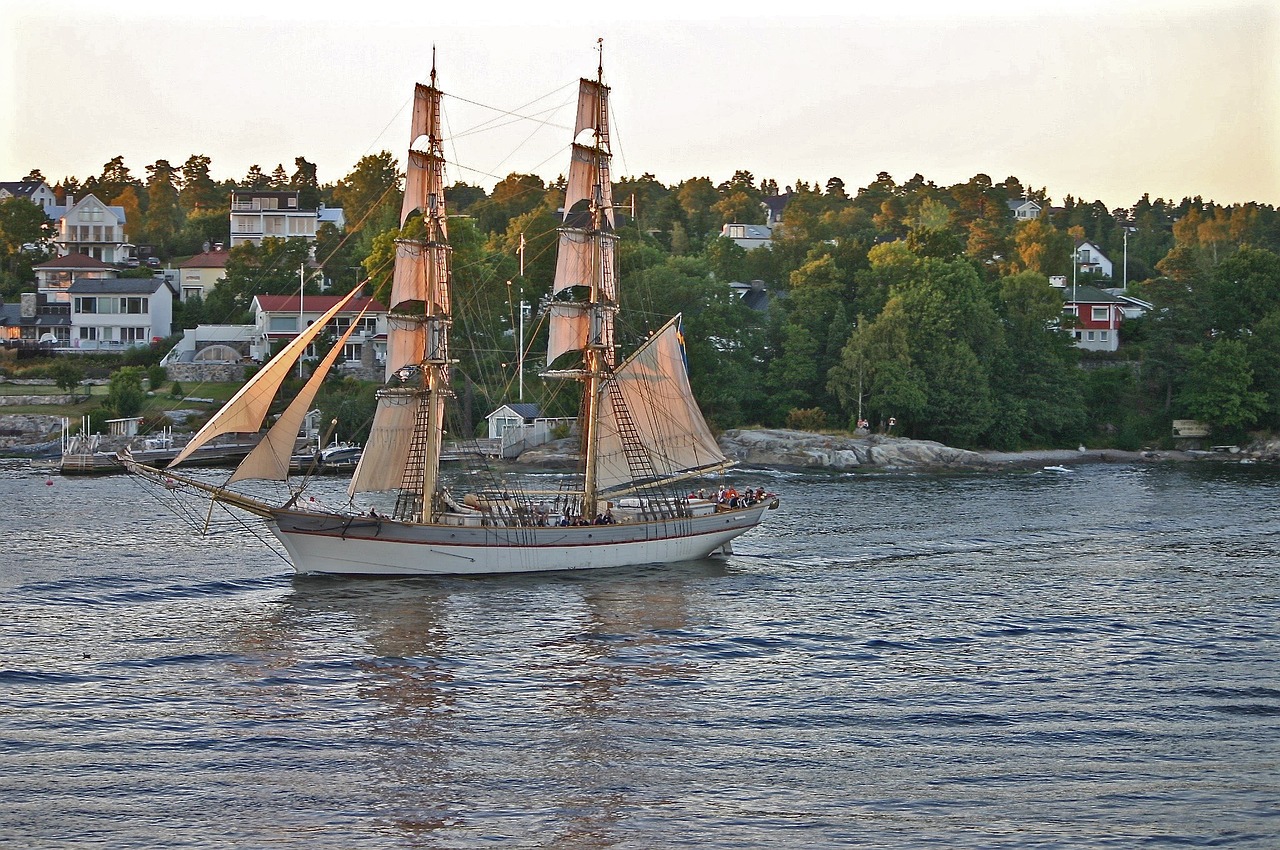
[593,317,731,495]
[168,286,363,469]
[228,310,368,483]
[349,69,452,502]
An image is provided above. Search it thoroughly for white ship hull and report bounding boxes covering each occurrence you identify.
[268,503,772,576]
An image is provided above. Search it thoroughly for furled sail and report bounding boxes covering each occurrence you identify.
[228,311,367,483]
[593,317,731,495]
[168,286,363,469]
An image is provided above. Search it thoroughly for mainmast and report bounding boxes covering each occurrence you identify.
[546,41,617,517]
[349,53,453,521]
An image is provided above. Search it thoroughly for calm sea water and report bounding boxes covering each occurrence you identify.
[1,458,1277,848]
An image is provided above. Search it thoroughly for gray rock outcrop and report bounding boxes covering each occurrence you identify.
[717,429,992,471]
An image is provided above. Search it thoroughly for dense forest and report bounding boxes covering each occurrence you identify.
[4,153,1280,449]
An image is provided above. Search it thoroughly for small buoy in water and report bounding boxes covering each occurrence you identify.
[45,479,53,486]
[309,496,316,501]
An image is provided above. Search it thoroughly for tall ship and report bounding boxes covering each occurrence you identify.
[123,53,778,576]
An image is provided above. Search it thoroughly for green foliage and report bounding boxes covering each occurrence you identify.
[1178,338,1267,431]
[169,381,185,399]
[105,367,146,418]
[146,364,167,391]
[317,378,379,444]
[50,361,85,397]
[785,407,828,431]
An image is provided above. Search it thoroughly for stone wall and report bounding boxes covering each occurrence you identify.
[166,362,248,383]
[0,394,76,406]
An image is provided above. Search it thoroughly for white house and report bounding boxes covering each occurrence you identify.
[0,179,58,213]
[1007,198,1042,221]
[249,293,388,363]
[1075,240,1114,278]
[229,189,345,248]
[68,277,174,350]
[487,403,543,440]
[48,194,130,263]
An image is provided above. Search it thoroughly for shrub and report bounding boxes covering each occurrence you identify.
[785,407,828,432]
[146,364,167,391]
[169,381,184,399]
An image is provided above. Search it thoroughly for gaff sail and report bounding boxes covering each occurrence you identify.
[592,317,731,495]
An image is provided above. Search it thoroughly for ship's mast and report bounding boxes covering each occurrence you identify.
[580,40,610,518]
[417,53,452,520]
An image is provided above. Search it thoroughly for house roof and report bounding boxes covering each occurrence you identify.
[1061,284,1125,305]
[34,253,115,270]
[762,194,790,220]
[0,181,46,199]
[252,294,387,313]
[1007,198,1041,211]
[723,224,772,240]
[179,250,231,269]
[68,278,167,295]
[488,402,542,420]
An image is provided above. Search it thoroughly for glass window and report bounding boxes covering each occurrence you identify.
[75,297,96,314]
[1091,306,1109,321]
[269,316,298,332]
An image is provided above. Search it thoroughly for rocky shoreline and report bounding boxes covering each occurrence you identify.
[513,428,1276,473]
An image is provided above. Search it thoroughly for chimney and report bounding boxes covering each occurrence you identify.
[66,194,75,206]
[20,293,37,319]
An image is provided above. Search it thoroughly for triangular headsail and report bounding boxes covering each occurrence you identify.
[228,310,368,483]
[168,286,363,469]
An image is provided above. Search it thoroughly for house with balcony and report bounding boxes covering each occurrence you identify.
[68,278,175,351]
[48,195,130,263]
[249,293,388,364]
[33,253,119,304]
[1074,240,1114,278]
[229,189,345,248]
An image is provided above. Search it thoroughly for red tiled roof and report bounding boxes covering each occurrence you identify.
[253,295,387,313]
[34,253,114,270]
[178,250,231,269]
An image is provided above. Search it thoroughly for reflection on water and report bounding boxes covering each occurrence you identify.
[2,460,1278,847]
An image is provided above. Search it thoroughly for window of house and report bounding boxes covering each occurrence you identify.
[1100,331,1109,342]
[288,216,311,235]
[233,215,259,233]
[1086,331,1096,341]
[74,297,96,314]
[123,297,147,314]
[269,316,298,332]
[287,197,298,208]
[729,225,745,238]
[120,327,148,343]
[264,216,285,235]
[1092,306,1109,321]
[79,326,98,340]
[343,342,362,361]
[183,287,202,301]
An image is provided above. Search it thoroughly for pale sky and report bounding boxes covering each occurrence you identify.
[2,0,1277,210]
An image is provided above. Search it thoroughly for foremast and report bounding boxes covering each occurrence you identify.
[349,58,453,522]
[546,46,617,516]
